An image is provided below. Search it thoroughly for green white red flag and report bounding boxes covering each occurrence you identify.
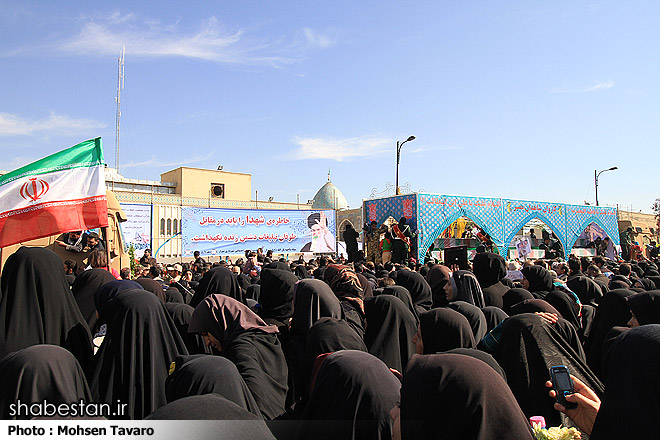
[0,138,108,248]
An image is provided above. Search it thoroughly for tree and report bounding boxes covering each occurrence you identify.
[653,198,660,228]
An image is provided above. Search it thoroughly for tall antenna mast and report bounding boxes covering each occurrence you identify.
[115,46,125,173]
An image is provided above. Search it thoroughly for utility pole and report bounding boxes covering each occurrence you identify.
[115,46,125,173]
[395,136,415,195]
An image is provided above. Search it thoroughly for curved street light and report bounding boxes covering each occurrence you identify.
[595,166,618,206]
[395,135,416,195]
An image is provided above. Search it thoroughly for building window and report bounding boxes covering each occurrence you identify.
[173,219,178,235]
[167,218,172,235]
[160,218,165,236]
[211,183,225,198]
[114,182,133,191]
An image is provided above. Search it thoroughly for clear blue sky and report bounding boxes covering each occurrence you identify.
[1,1,658,212]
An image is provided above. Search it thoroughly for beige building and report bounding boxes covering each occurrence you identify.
[106,166,312,263]
[618,210,660,254]
[160,167,252,201]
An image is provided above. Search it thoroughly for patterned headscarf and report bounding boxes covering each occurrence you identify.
[325,265,362,294]
[324,264,365,312]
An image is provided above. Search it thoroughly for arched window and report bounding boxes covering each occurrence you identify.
[173,219,178,235]
[167,218,172,236]
[160,218,165,236]
[339,220,354,233]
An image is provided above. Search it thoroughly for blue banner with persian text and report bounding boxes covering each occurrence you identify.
[181,207,336,256]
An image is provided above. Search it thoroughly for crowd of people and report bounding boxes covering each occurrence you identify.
[1,239,659,439]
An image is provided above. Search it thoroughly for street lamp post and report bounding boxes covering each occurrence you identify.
[395,135,416,195]
[595,166,618,206]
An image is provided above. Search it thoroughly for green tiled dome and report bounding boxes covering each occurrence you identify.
[312,180,348,210]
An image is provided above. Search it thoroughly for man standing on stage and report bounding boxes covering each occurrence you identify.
[343,224,360,263]
[391,217,413,264]
[364,221,385,264]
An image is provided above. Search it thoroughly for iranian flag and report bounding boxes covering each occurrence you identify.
[0,138,108,248]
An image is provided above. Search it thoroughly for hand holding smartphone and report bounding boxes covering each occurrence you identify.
[549,365,578,410]
[545,369,601,436]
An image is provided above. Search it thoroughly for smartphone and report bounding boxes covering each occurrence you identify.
[549,365,577,409]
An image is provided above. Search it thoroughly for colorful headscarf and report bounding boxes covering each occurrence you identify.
[324,264,365,312]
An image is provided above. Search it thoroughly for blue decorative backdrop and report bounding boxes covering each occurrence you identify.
[417,194,504,256]
[565,205,620,251]
[502,199,567,254]
[364,194,418,230]
[365,193,620,261]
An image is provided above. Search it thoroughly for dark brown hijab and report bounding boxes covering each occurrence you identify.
[567,275,603,306]
[495,313,603,426]
[302,318,368,401]
[447,301,488,342]
[188,294,286,420]
[502,288,534,314]
[585,288,635,379]
[165,354,261,416]
[189,294,278,348]
[545,290,582,332]
[472,252,510,308]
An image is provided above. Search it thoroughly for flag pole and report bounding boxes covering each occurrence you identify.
[103,225,112,274]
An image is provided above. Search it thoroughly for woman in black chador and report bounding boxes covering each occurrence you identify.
[189,294,288,420]
[397,353,534,440]
[0,345,93,419]
[90,289,188,419]
[0,247,93,372]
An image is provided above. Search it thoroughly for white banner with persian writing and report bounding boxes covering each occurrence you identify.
[120,204,152,252]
